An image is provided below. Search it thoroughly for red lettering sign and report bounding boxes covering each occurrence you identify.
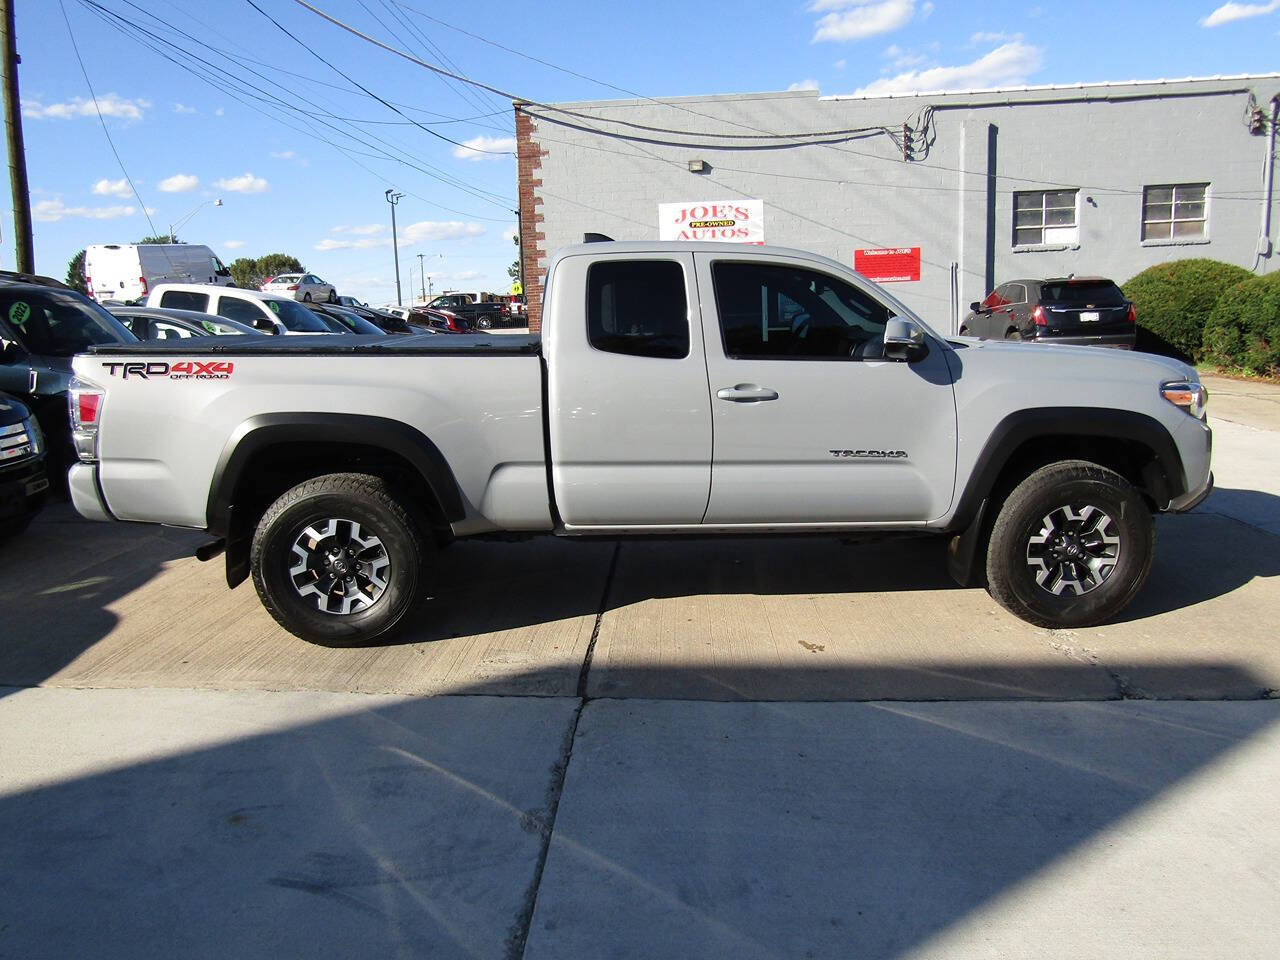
[854,247,921,283]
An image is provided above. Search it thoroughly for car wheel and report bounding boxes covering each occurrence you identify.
[1007,329,1022,341]
[327,290,337,303]
[477,317,491,329]
[302,292,312,302]
[958,326,969,336]
[251,473,434,645]
[985,460,1153,629]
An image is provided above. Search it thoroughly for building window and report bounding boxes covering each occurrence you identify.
[587,260,688,359]
[1014,190,1079,247]
[1142,183,1208,241]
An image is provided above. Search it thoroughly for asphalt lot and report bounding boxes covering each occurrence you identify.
[1,372,1277,958]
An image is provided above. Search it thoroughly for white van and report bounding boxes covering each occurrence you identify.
[85,244,234,303]
[145,284,332,335]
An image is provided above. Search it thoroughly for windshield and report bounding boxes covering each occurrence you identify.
[1040,281,1126,307]
[327,309,385,335]
[0,288,135,356]
[264,298,331,333]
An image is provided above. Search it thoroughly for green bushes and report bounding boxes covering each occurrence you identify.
[1203,272,1280,376]
[1123,259,1252,362]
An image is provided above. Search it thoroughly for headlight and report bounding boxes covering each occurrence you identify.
[1161,380,1208,420]
[23,417,43,456]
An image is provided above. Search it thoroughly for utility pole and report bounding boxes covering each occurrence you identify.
[417,252,426,302]
[2,0,34,273]
[385,189,403,305]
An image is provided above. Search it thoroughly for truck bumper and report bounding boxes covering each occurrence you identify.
[1034,332,1135,349]
[68,463,114,522]
[1169,470,1213,513]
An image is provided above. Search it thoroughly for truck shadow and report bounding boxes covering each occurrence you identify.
[0,668,1276,958]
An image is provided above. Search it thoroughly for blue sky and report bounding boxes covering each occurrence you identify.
[10,0,1280,304]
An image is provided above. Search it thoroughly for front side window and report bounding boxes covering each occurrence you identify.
[265,298,331,333]
[159,289,209,312]
[1142,183,1208,241]
[712,262,891,360]
[1014,190,1079,246]
[0,290,134,356]
[587,260,688,360]
[217,296,270,327]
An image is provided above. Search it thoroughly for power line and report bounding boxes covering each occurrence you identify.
[57,0,161,238]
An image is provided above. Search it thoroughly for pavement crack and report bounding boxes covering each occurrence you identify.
[576,541,621,701]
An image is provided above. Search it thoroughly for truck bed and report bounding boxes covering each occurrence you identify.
[87,332,541,357]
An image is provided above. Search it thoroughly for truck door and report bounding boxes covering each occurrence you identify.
[695,253,957,524]
[546,251,712,526]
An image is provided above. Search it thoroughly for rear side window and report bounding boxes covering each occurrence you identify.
[587,261,688,360]
[1039,281,1125,307]
[160,290,209,312]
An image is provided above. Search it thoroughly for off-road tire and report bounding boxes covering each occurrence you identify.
[986,460,1154,629]
[251,473,434,646]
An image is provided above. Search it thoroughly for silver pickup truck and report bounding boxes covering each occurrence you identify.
[67,241,1212,645]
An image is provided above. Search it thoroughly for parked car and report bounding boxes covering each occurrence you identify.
[0,391,49,539]
[107,305,259,340]
[145,284,333,335]
[84,243,233,303]
[338,303,414,334]
[425,293,509,329]
[0,271,136,490]
[961,277,1136,349]
[412,307,472,334]
[68,240,1211,645]
[336,296,368,308]
[304,303,389,336]
[262,273,337,303]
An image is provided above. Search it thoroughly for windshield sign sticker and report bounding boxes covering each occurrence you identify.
[267,301,281,314]
[8,301,30,330]
[201,320,218,334]
[102,360,234,380]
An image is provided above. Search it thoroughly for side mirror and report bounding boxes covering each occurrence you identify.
[253,317,277,334]
[969,301,988,314]
[883,317,928,362]
[0,337,19,363]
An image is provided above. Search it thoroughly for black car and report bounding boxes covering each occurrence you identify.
[304,303,389,336]
[0,391,49,540]
[0,272,137,490]
[342,303,414,334]
[962,277,1136,349]
[107,305,260,340]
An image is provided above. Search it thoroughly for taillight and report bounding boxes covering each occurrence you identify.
[287,284,299,291]
[68,377,105,463]
[139,276,148,295]
[1127,302,1137,324]
[85,274,94,296]
[1032,305,1047,326]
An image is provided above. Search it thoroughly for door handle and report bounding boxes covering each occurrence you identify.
[716,383,779,403]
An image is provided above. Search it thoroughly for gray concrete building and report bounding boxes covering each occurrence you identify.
[515,74,1280,332]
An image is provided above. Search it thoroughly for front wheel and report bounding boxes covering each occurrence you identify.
[985,461,1153,629]
[477,316,491,329]
[327,290,337,303]
[251,473,434,645]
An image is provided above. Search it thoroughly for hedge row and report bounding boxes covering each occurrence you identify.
[1203,272,1280,376]
[1122,259,1252,363]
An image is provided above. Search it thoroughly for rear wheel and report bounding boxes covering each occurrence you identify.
[251,473,433,645]
[1007,329,1022,341]
[985,461,1153,629]
[302,292,312,302]
[327,290,337,303]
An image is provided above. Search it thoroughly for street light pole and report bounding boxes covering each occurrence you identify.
[168,197,222,243]
[1,0,34,273]
[385,189,404,305]
[417,252,426,302]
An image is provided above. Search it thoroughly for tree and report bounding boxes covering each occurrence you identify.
[66,249,88,294]
[228,253,305,289]
[138,234,180,244]
[507,259,520,281]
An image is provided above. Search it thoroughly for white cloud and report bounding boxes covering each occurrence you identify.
[158,173,199,193]
[812,0,916,42]
[970,31,1022,45]
[1201,0,1280,25]
[21,93,150,122]
[223,240,246,249]
[314,220,485,252]
[33,199,136,222]
[834,58,847,70]
[270,150,296,159]
[213,172,269,193]
[92,178,132,198]
[331,223,385,236]
[214,107,225,117]
[172,103,197,114]
[451,135,516,161]
[850,41,1043,96]
[788,78,820,91]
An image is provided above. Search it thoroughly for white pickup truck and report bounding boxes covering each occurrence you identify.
[66,241,1212,645]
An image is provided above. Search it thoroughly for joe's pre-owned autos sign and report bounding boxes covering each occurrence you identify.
[854,247,921,282]
[659,200,765,244]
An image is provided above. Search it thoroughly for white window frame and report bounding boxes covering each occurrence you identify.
[1012,189,1080,250]
[1141,183,1210,245]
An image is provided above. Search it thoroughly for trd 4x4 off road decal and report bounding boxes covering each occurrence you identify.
[102,360,235,380]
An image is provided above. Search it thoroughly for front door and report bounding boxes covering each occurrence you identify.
[546,251,712,527]
[695,253,958,525]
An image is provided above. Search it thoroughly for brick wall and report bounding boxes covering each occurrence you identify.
[515,106,547,333]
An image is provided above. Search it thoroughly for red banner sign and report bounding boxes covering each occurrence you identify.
[854,247,921,282]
